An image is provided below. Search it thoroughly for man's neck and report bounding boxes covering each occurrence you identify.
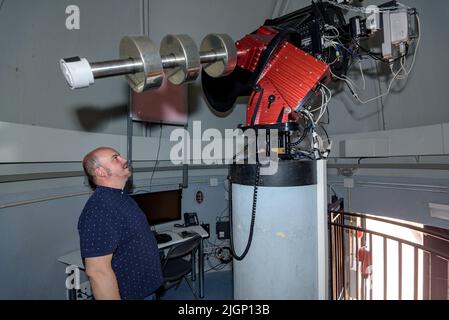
[95,180,126,190]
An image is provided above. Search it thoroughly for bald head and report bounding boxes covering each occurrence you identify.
[83,147,106,185]
[82,147,131,189]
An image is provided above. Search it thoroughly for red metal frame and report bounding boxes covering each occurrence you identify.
[246,42,330,126]
[235,26,330,126]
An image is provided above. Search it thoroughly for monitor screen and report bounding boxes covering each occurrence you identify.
[131,189,182,226]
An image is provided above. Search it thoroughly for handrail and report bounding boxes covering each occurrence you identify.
[328,209,449,300]
[329,222,449,261]
[329,210,449,242]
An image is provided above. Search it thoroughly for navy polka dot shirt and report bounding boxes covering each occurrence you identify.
[78,186,163,300]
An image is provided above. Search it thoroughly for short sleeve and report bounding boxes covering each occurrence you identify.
[78,205,120,258]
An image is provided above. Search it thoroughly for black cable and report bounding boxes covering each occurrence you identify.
[319,125,331,145]
[205,258,227,273]
[353,40,408,64]
[229,163,260,261]
[289,125,311,147]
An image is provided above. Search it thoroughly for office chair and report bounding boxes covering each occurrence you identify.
[156,234,202,299]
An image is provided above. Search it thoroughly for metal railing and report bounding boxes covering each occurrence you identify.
[329,209,449,300]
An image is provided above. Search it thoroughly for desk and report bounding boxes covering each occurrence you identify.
[58,224,209,299]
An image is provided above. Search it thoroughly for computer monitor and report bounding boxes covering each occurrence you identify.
[131,189,182,226]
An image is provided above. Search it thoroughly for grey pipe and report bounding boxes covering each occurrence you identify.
[90,59,144,78]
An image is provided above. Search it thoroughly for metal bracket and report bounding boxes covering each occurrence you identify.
[337,167,357,177]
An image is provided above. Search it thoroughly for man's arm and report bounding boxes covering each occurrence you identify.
[85,254,121,300]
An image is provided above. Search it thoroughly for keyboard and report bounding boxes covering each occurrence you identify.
[154,232,172,244]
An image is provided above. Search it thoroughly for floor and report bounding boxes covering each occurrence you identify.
[159,270,233,300]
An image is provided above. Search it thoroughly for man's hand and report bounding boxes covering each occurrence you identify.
[85,254,121,300]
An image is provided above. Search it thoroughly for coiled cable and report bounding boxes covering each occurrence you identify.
[230,163,260,261]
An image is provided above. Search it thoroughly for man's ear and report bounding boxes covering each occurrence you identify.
[94,166,107,178]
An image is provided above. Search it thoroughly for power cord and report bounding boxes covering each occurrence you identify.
[205,256,229,273]
[230,163,260,261]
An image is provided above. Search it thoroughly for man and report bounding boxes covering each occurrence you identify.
[78,147,163,300]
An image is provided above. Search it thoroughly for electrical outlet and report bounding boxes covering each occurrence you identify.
[77,281,92,300]
[344,178,354,188]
